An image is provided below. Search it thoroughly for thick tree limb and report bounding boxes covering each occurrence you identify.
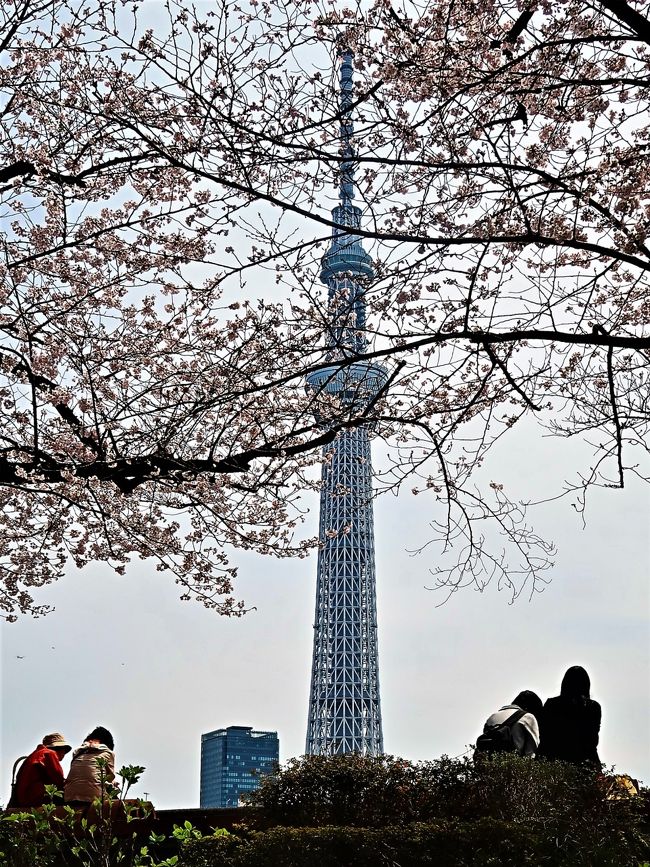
[598,0,650,43]
[0,159,87,190]
[0,426,343,492]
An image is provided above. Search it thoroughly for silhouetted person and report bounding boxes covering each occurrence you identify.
[538,666,601,767]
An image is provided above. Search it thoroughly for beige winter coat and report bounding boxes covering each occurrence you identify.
[64,742,116,803]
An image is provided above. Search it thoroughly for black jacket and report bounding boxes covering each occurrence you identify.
[537,695,601,766]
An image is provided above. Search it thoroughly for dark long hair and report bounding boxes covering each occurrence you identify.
[86,726,114,751]
[560,666,591,701]
[513,690,544,719]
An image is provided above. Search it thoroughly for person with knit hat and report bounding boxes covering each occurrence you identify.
[10,732,71,807]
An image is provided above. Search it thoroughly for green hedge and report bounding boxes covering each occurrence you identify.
[199,754,648,866]
[3,755,647,866]
[245,753,647,832]
[179,819,649,867]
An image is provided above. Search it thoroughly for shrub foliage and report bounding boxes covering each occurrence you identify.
[217,753,649,866]
[245,752,643,827]
[2,755,648,866]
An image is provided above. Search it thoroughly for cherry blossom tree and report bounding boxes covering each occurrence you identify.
[1,0,648,619]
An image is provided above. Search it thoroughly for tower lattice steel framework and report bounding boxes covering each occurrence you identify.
[305,53,386,756]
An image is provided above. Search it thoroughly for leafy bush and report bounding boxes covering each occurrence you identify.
[178,822,532,867]
[0,804,191,867]
[245,753,420,827]
[236,753,649,865]
[0,767,171,867]
[246,752,645,829]
[179,819,647,867]
[3,755,647,866]
[0,805,64,867]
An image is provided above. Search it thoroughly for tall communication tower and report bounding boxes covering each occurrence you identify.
[305,52,386,756]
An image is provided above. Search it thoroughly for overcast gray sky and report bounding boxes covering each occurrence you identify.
[1,413,648,808]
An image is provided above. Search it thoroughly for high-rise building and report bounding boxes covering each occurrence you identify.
[305,53,386,756]
[200,725,279,808]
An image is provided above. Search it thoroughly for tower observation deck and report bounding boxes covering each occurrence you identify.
[305,52,386,756]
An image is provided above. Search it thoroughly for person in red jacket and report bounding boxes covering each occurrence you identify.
[11,733,71,807]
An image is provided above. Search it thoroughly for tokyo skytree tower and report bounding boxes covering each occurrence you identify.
[305,52,386,756]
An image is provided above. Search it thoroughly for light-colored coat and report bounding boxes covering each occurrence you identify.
[483,704,540,757]
[64,742,116,803]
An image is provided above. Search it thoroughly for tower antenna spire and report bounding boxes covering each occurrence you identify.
[319,50,373,354]
[338,49,355,206]
[305,52,386,757]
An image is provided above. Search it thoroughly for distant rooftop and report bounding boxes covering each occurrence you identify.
[201,726,277,741]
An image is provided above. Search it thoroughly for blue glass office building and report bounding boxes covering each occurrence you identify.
[200,725,279,808]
